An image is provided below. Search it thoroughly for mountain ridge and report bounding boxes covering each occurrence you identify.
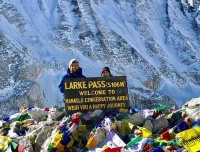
[0,0,200,117]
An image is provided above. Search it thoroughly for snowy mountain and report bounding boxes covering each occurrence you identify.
[0,0,200,117]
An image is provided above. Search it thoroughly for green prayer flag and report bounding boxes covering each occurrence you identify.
[125,136,142,148]
[11,142,18,152]
[15,114,29,121]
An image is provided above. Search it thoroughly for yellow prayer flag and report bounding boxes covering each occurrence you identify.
[137,126,152,138]
[119,108,129,113]
[167,113,173,118]
[119,119,134,135]
[51,133,63,146]
[112,122,117,130]
[66,136,74,148]
[176,126,200,152]
[0,136,11,151]
[55,143,64,151]
[86,137,99,149]
[78,125,86,132]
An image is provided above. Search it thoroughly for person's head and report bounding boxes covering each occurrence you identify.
[69,59,79,75]
[101,66,112,77]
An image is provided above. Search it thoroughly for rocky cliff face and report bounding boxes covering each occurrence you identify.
[0,30,44,117]
[0,0,200,117]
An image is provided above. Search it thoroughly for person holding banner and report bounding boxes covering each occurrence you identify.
[58,59,86,93]
[101,66,113,77]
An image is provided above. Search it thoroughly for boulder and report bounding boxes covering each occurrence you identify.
[152,116,169,133]
[127,112,145,126]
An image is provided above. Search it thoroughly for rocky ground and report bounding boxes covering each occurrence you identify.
[1,97,200,152]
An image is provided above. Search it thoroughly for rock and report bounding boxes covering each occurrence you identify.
[34,126,53,150]
[48,105,65,120]
[186,110,200,124]
[0,121,3,128]
[12,136,33,152]
[0,81,44,118]
[0,120,9,128]
[193,13,200,35]
[143,120,153,132]
[142,109,154,119]
[127,112,145,126]
[23,119,35,124]
[27,108,46,121]
[41,135,52,151]
[182,97,200,109]
[185,107,199,115]
[152,116,169,133]
[41,126,59,151]
[168,111,183,127]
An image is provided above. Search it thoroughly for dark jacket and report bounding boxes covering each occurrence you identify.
[58,68,86,93]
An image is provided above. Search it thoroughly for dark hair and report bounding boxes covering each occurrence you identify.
[101,66,113,76]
